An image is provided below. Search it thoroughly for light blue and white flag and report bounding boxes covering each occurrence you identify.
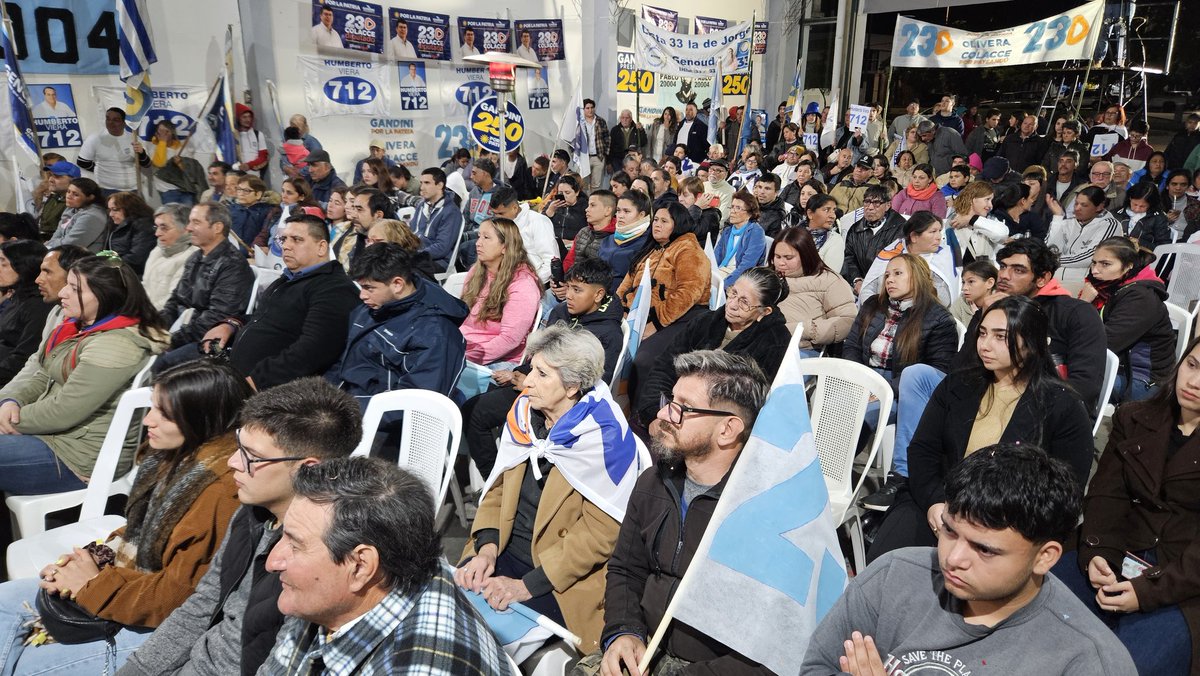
[116,0,157,125]
[463,589,556,663]
[669,350,848,675]
[704,237,725,309]
[557,83,591,179]
[0,13,38,164]
[706,60,722,146]
[623,263,652,373]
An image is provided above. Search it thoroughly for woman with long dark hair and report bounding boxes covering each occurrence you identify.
[1053,337,1200,675]
[460,218,541,368]
[1080,237,1176,402]
[860,211,957,306]
[0,360,249,672]
[0,239,50,383]
[868,295,1094,561]
[769,226,856,354]
[647,107,679,162]
[0,253,168,495]
[253,177,323,256]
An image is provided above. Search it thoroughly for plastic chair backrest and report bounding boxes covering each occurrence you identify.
[350,390,461,509]
[247,267,283,314]
[515,304,545,364]
[1154,243,1200,310]
[443,271,469,299]
[954,319,967,350]
[1095,350,1119,436]
[795,358,893,502]
[608,321,632,390]
[80,387,153,520]
[1166,301,1193,362]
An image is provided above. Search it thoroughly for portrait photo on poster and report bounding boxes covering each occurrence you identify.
[31,83,82,149]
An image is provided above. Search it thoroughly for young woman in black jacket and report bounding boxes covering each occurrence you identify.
[867,295,1094,562]
[0,239,50,383]
[1118,181,1173,251]
[635,266,791,426]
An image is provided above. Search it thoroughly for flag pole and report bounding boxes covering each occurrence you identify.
[174,75,224,158]
[0,3,40,210]
[881,64,894,135]
[733,13,755,161]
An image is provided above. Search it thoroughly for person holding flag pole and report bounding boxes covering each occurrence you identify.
[549,81,592,198]
[116,0,157,197]
[0,1,40,209]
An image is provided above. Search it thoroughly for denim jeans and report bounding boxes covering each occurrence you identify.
[1112,374,1156,404]
[1052,551,1191,676]
[892,365,947,478]
[0,436,86,496]
[0,578,151,675]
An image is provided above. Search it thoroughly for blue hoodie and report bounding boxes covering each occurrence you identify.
[326,277,470,406]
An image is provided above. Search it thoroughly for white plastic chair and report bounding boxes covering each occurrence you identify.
[1153,243,1200,310]
[1166,301,1193,362]
[132,355,157,388]
[795,358,893,573]
[247,267,283,314]
[6,388,153,577]
[515,304,545,364]
[608,321,631,391]
[954,318,967,350]
[350,390,461,512]
[443,271,469,299]
[1096,350,1120,435]
[708,277,726,310]
[434,217,469,283]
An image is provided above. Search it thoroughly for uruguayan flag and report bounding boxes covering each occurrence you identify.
[624,264,652,367]
[116,0,157,124]
[558,85,591,179]
[670,349,848,675]
[483,381,649,522]
[704,237,725,309]
[201,72,238,165]
[0,19,38,164]
[706,60,722,146]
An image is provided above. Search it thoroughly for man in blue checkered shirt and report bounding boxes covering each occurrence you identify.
[259,457,509,675]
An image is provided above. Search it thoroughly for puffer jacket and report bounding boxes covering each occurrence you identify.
[228,202,273,247]
[843,297,958,389]
[0,322,167,478]
[778,270,857,349]
[48,203,107,251]
[160,239,255,346]
[0,287,52,385]
[1119,210,1173,251]
[327,277,470,403]
[104,215,157,275]
[1099,267,1177,387]
[616,233,711,329]
[757,197,788,237]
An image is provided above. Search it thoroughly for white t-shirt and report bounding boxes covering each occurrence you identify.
[677,119,694,146]
[311,24,344,49]
[78,131,138,191]
[388,38,417,60]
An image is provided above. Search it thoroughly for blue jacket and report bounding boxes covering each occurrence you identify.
[410,191,463,272]
[597,232,648,294]
[327,277,470,406]
[228,202,272,246]
[713,221,766,287]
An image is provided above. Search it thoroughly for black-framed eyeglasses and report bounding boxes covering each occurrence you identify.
[235,428,307,477]
[658,393,737,425]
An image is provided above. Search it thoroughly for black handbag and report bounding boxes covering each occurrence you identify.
[33,587,121,645]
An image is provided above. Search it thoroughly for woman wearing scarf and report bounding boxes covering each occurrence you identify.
[803,193,845,273]
[148,120,193,205]
[891,163,946,218]
[597,190,653,293]
[456,325,651,657]
[141,203,197,310]
[713,190,766,288]
[1080,237,1176,403]
[0,360,248,673]
[0,253,167,497]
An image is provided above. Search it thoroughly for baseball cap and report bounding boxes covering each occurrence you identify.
[982,157,1011,181]
[854,156,873,169]
[48,160,81,178]
[707,159,729,171]
[368,140,385,150]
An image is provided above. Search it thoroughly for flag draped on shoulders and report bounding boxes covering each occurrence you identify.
[483,381,649,522]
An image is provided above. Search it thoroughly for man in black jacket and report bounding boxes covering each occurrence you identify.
[117,378,362,676]
[155,201,254,373]
[752,173,788,237]
[203,214,360,390]
[676,102,710,163]
[595,350,772,675]
[841,185,906,295]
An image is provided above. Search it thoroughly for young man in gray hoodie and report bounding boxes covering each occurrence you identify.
[803,443,1137,676]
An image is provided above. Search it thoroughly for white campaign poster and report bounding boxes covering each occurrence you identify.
[891,0,1104,69]
[92,85,211,142]
[634,19,751,77]
[299,56,392,118]
[1090,133,1119,158]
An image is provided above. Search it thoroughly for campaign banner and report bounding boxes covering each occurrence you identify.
[890,0,1103,69]
[468,96,524,153]
[4,0,118,75]
[847,104,870,132]
[458,17,510,59]
[299,56,390,118]
[695,17,728,36]
[387,8,450,61]
[626,72,712,128]
[635,19,752,77]
[641,6,678,32]
[398,61,428,111]
[616,50,654,94]
[753,21,769,55]
[92,84,210,142]
[368,117,425,168]
[1090,132,1119,158]
[439,65,491,118]
[527,68,550,110]
[309,0,385,54]
[751,107,767,144]
[514,20,564,62]
[31,84,82,148]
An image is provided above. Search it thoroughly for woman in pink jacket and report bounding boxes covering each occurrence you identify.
[460,217,542,367]
[891,163,947,218]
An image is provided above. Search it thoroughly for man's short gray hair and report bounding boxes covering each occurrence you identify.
[526,323,605,393]
[916,119,936,135]
[292,457,440,595]
[153,203,191,230]
[673,350,769,432]
[198,201,232,236]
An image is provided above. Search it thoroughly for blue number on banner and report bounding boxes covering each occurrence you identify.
[897,23,919,57]
[916,24,938,56]
[435,124,470,160]
[324,77,377,105]
[1024,21,1047,53]
[1044,15,1070,51]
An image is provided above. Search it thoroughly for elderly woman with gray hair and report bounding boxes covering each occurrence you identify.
[455,324,651,657]
[141,203,196,309]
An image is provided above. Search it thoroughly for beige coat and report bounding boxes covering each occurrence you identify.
[778,269,858,349]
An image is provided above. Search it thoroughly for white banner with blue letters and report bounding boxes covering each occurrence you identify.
[299,56,391,118]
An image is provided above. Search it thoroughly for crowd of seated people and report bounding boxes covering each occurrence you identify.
[4,100,1200,674]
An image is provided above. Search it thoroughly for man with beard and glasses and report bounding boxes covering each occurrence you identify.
[582,350,774,676]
